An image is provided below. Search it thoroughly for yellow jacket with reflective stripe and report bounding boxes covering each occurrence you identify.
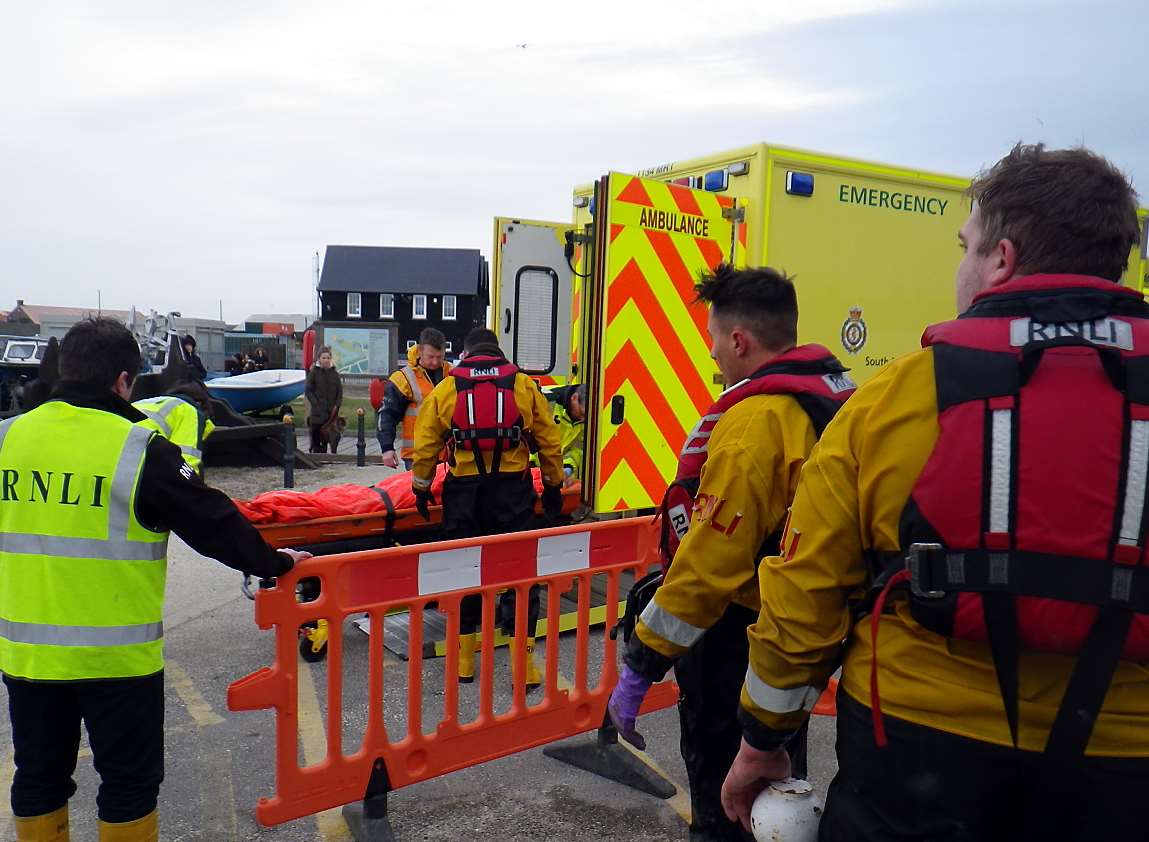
[134,395,215,475]
[411,367,564,489]
[741,350,1149,756]
[634,395,818,659]
[0,402,168,680]
[391,345,449,459]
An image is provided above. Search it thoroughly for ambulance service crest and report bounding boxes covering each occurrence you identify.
[841,306,867,354]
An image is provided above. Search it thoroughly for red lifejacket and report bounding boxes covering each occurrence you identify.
[449,354,525,476]
[657,344,856,569]
[871,274,1149,755]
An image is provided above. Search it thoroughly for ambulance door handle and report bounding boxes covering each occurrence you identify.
[610,395,625,425]
[503,308,511,334]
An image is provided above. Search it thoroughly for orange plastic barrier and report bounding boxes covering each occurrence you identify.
[228,516,677,827]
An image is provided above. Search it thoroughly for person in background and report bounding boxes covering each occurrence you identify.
[305,346,342,454]
[0,317,307,842]
[377,328,449,471]
[411,327,564,688]
[180,335,207,382]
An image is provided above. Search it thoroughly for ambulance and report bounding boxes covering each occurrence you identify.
[492,143,1149,515]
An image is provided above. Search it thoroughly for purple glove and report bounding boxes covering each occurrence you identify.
[607,665,652,750]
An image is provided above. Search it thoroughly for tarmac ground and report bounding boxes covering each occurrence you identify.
[0,463,839,842]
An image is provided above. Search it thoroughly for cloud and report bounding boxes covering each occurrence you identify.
[1,0,1144,321]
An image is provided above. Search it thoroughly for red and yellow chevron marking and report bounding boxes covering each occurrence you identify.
[593,174,737,512]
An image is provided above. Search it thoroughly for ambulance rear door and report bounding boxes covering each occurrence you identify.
[581,173,745,513]
[492,218,574,381]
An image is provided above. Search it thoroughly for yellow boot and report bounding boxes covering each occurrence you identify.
[458,632,477,684]
[98,810,158,842]
[14,805,69,841]
[512,636,543,690]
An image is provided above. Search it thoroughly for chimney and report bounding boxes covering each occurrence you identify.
[16,299,23,306]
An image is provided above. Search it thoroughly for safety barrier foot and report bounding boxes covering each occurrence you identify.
[343,758,397,842]
[542,718,676,800]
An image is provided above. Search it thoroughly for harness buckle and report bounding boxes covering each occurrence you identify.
[907,542,946,599]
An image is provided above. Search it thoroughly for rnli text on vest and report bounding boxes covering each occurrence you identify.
[0,469,108,507]
[1008,317,1134,351]
[638,208,711,238]
[837,185,948,216]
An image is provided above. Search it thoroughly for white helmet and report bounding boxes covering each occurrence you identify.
[750,777,823,842]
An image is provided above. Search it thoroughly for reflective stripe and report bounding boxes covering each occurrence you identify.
[141,410,172,437]
[744,668,821,714]
[0,533,166,561]
[466,393,475,425]
[0,617,163,646]
[179,445,202,461]
[681,444,710,456]
[639,598,705,648]
[108,425,154,540]
[0,416,16,451]
[989,409,1012,534]
[496,390,504,423]
[402,367,424,409]
[1119,419,1149,545]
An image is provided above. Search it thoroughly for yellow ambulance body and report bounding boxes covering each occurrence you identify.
[494,144,1149,513]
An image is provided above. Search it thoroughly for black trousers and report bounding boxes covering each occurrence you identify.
[676,603,809,841]
[4,671,164,823]
[821,691,1149,842]
[443,473,541,636]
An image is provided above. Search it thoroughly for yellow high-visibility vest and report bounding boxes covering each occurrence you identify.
[134,395,214,475]
[0,402,168,680]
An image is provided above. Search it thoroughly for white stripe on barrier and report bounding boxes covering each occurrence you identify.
[536,531,591,576]
[418,546,482,595]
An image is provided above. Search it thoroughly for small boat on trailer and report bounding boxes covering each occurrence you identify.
[205,369,307,414]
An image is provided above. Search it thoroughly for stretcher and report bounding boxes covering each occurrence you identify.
[238,471,610,662]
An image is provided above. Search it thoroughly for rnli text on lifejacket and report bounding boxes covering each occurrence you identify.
[837,184,948,216]
[1008,317,1134,350]
[638,208,711,238]
[0,469,109,507]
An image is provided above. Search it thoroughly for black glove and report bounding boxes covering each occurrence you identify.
[542,483,563,521]
[414,487,435,522]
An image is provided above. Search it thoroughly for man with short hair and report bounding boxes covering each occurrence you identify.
[0,318,307,842]
[377,327,449,470]
[722,144,1149,840]
[608,265,855,842]
[411,327,564,687]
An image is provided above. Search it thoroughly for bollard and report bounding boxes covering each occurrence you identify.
[283,413,295,489]
[356,407,366,467]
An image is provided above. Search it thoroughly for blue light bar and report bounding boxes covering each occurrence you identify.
[589,196,597,216]
[703,169,728,192]
[786,171,814,197]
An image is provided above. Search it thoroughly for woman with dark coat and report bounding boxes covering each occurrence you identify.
[305,346,343,453]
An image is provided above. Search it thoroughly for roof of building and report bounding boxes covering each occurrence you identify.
[7,304,132,324]
[318,246,487,295]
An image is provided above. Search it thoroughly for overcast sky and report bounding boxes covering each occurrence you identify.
[3,0,1145,323]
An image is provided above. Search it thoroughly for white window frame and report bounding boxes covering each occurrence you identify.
[380,293,394,319]
[442,294,457,321]
[444,341,453,352]
[413,294,427,320]
[406,340,417,350]
[347,292,362,319]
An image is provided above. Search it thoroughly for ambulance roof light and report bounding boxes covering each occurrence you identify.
[785,171,815,197]
[703,169,728,192]
[728,161,750,176]
[572,196,590,208]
